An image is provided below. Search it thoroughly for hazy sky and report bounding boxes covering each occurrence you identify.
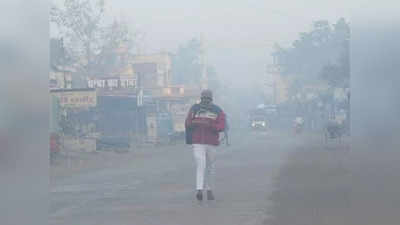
[110,0,355,50]
[52,0,372,88]
[107,0,359,88]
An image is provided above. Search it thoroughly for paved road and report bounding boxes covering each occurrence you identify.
[50,131,295,225]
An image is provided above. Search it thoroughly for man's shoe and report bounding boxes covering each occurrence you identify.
[207,190,215,200]
[196,190,203,201]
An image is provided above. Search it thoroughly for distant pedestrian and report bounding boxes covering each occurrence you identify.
[185,89,226,201]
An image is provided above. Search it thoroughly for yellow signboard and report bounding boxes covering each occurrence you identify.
[51,89,97,108]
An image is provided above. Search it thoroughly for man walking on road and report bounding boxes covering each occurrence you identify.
[185,89,226,201]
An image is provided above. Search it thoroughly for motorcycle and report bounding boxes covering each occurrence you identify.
[324,120,345,143]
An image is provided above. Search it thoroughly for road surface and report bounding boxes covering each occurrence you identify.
[51,131,296,225]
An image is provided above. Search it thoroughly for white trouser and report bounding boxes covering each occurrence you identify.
[192,144,217,191]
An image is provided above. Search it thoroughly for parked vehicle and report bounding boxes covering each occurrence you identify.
[249,109,268,131]
[293,117,304,134]
[251,117,268,130]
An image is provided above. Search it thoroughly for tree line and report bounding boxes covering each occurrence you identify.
[50,0,220,90]
[272,18,350,90]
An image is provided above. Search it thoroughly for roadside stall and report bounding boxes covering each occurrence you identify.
[50,88,98,155]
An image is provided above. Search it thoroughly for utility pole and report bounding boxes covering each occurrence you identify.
[136,72,143,146]
[273,80,277,105]
[265,64,278,105]
[60,38,68,89]
[346,88,351,135]
[200,34,208,90]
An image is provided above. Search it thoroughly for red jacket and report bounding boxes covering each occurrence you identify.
[185,103,226,146]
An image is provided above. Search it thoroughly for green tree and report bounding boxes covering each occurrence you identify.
[207,65,220,92]
[172,38,221,91]
[272,18,350,89]
[51,0,136,79]
[172,38,203,85]
[50,38,70,67]
[320,18,350,88]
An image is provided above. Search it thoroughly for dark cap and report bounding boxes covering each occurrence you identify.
[201,89,213,99]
